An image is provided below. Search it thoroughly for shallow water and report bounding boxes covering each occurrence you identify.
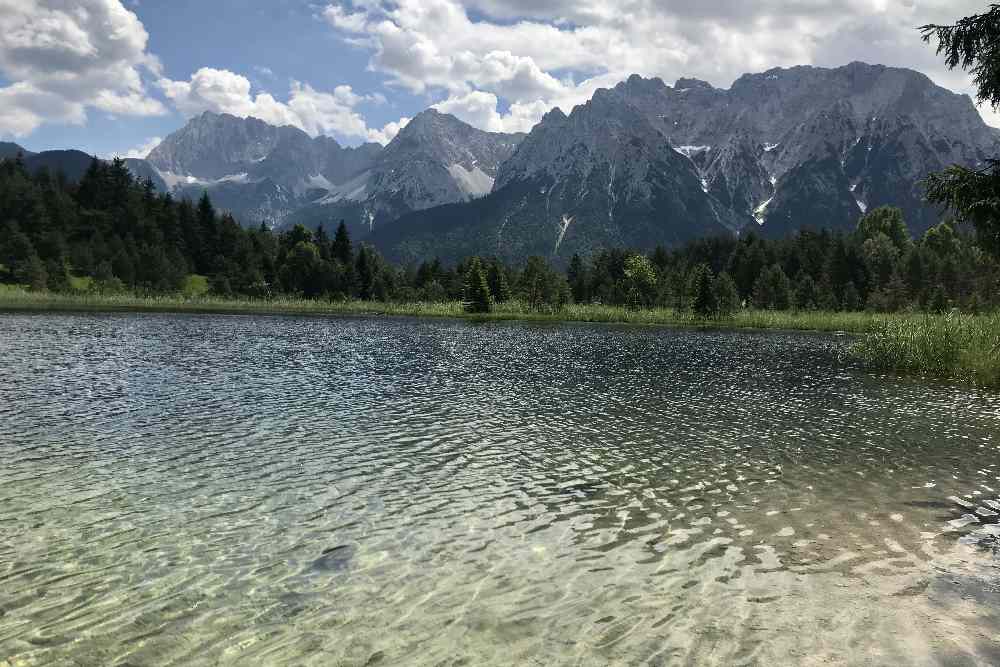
[0,313,998,666]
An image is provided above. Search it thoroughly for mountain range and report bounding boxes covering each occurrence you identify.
[6,61,996,264]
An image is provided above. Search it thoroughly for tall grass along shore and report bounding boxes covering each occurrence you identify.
[1,286,997,388]
[850,311,1000,389]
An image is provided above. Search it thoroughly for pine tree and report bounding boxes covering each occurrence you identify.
[333,220,353,265]
[355,244,376,300]
[841,281,862,311]
[753,264,792,310]
[927,284,949,313]
[712,271,740,317]
[314,224,331,261]
[690,264,717,317]
[921,7,1000,257]
[794,274,819,311]
[463,257,493,313]
[567,253,588,303]
[487,259,512,303]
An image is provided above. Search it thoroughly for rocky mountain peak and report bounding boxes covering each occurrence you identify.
[674,77,714,91]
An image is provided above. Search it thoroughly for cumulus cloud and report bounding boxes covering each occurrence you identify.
[325,0,1000,131]
[0,0,166,137]
[160,67,407,145]
[367,116,410,144]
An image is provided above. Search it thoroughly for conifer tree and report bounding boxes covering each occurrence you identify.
[463,257,493,313]
[921,7,1000,256]
[314,224,331,261]
[355,244,376,300]
[487,259,512,303]
[690,264,717,316]
[794,274,819,311]
[841,281,862,311]
[333,220,353,265]
[567,253,588,303]
[712,271,740,317]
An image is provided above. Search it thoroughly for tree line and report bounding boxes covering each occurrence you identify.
[0,153,997,316]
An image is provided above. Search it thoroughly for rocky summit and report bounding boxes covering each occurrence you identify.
[121,62,997,264]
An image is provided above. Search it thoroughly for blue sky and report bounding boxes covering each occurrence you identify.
[1,1,994,159]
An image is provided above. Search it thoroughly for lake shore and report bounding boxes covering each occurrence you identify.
[0,286,896,331]
[1,286,997,388]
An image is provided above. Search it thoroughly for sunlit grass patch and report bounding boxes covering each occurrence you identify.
[850,312,1000,388]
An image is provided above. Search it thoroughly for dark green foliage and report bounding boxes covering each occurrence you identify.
[690,264,717,317]
[921,7,1000,257]
[857,207,913,253]
[23,254,47,290]
[463,257,493,313]
[486,259,512,303]
[333,220,353,265]
[753,265,792,310]
[712,272,740,318]
[921,6,1000,109]
[794,273,819,311]
[567,253,588,304]
[0,156,995,314]
[929,284,950,313]
[624,255,658,309]
[841,282,862,311]
[867,274,909,313]
[519,256,569,311]
[355,245,377,300]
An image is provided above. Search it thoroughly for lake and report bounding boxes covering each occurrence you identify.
[1,313,998,666]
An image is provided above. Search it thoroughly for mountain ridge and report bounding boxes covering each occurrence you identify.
[11,60,988,263]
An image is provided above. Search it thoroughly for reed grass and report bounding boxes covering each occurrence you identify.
[850,311,1000,388]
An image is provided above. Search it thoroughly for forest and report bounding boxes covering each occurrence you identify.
[1,153,998,317]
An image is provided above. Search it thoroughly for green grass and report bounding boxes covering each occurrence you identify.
[1,285,997,388]
[181,274,210,298]
[850,312,1000,388]
[68,275,94,292]
[0,286,880,332]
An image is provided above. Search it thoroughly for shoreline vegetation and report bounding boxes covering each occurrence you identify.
[3,152,999,391]
[2,286,997,389]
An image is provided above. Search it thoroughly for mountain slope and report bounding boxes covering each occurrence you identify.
[300,109,524,237]
[0,142,32,160]
[375,61,997,263]
[374,95,738,265]
[134,109,523,233]
[613,62,996,236]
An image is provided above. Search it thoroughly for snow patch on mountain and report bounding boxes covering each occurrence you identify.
[318,171,370,204]
[448,164,494,198]
[753,197,773,225]
[676,145,711,158]
[306,173,334,191]
[158,170,204,190]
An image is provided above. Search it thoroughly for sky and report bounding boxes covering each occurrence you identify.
[1,0,996,158]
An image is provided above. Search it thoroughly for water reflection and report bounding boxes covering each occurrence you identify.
[0,313,998,666]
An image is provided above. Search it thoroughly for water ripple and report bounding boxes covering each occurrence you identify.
[1,313,999,666]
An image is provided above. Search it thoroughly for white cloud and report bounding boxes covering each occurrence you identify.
[159,67,405,144]
[324,0,1000,131]
[0,0,166,137]
[367,116,410,144]
[116,135,162,159]
[324,4,370,33]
